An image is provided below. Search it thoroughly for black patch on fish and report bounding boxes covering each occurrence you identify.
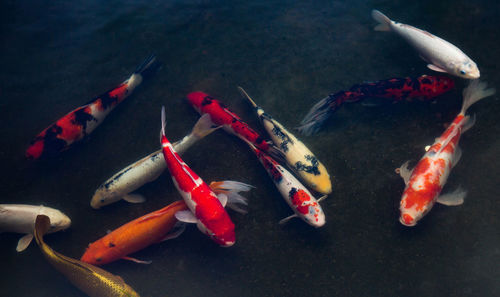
[104,166,133,189]
[421,77,432,85]
[201,96,213,106]
[99,91,120,110]
[109,242,115,247]
[271,124,292,153]
[39,125,69,158]
[255,136,265,145]
[295,155,320,175]
[73,108,97,132]
[288,187,298,199]
[150,153,161,162]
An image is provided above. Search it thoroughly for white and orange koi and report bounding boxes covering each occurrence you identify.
[238,87,332,195]
[396,80,495,226]
[160,107,251,246]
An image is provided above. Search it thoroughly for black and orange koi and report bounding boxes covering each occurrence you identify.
[297,75,455,135]
[26,55,158,159]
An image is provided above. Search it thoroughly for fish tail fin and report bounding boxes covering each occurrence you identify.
[209,180,254,214]
[34,215,51,246]
[372,9,392,31]
[460,80,495,115]
[192,114,220,138]
[237,86,258,108]
[296,94,337,135]
[126,54,160,89]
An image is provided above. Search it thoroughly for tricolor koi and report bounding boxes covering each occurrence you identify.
[26,54,159,159]
[298,75,454,135]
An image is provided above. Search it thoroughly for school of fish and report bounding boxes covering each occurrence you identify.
[5,8,496,297]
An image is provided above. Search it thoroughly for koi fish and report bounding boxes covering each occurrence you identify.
[82,182,249,265]
[396,80,495,226]
[186,91,270,151]
[0,204,71,252]
[91,114,219,209]
[372,10,480,79]
[26,54,159,159]
[238,87,332,195]
[298,75,455,135]
[160,107,242,247]
[34,215,140,297]
[246,143,325,227]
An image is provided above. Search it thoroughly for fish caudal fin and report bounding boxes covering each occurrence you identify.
[460,80,495,115]
[296,95,336,136]
[192,114,220,138]
[134,54,159,78]
[372,9,392,32]
[209,180,253,214]
[34,215,51,246]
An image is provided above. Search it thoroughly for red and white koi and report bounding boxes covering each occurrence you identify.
[372,10,480,79]
[26,55,158,159]
[248,143,325,227]
[160,107,248,246]
[186,91,271,151]
[90,114,219,209]
[238,87,332,195]
[396,80,495,226]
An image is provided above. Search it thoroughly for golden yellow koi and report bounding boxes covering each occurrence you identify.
[34,215,140,297]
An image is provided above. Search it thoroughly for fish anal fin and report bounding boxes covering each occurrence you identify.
[16,234,34,252]
[122,256,152,265]
[159,223,186,242]
[122,194,146,204]
[427,64,448,73]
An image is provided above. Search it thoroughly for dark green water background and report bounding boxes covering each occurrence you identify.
[1,1,499,296]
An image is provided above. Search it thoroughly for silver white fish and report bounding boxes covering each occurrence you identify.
[371,9,480,79]
[0,204,71,252]
[238,87,332,195]
[91,113,219,209]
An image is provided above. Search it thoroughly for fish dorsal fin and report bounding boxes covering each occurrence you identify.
[427,64,448,73]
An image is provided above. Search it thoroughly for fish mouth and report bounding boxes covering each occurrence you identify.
[399,216,416,227]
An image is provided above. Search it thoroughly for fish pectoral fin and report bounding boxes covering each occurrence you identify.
[16,234,34,252]
[216,193,228,207]
[122,193,146,204]
[436,187,466,206]
[317,195,328,203]
[122,256,152,265]
[451,146,462,168]
[427,64,448,73]
[159,223,186,242]
[395,160,413,185]
[174,210,198,223]
[279,214,298,225]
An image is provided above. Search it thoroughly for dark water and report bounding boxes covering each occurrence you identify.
[1,1,499,296]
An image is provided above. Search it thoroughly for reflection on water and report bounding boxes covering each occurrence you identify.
[1,1,499,296]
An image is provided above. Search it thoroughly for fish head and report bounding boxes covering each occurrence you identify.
[39,207,71,233]
[26,138,45,160]
[398,193,434,227]
[289,187,326,227]
[90,189,119,209]
[186,91,211,114]
[197,216,236,247]
[80,240,118,265]
[455,60,480,79]
[212,229,236,247]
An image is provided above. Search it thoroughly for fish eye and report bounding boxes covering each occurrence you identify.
[96,257,102,262]
[460,70,466,75]
[100,199,104,203]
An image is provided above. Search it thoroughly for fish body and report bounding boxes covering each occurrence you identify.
[186,91,270,151]
[238,87,332,194]
[26,55,158,159]
[249,144,325,227]
[397,81,495,226]
[372,10,479,79]
[0,204,71,252]
[34,215,140,297]
[160,107,236,246]
[91,114,218,209]
[298,75,455,136]
[82,200,188,265]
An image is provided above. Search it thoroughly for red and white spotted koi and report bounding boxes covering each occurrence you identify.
[396,80,495,226]
[248,143,325,227]
[26,55,158,159]
[159,107,237,246]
